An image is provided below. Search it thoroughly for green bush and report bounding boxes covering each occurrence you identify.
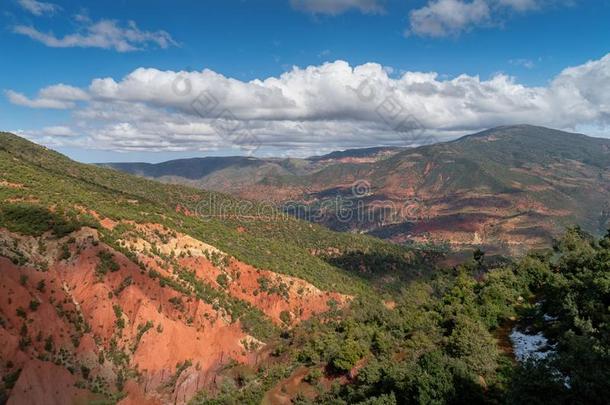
[96,251,120,279]
[331,339,365,373]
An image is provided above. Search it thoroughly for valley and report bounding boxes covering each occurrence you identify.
[3,1,609,403]
[105,125,610,256]
[1,129,608,404]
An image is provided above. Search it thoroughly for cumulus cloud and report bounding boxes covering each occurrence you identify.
[290,0,385,15]
[408,0,564,37]
[13,18,177,52]
[6,54,610,154]
[17,0,59,16]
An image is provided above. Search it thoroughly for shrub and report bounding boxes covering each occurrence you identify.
[0,204,86,238]
[113,304,125,329]
[304,368,323,384]
[279,310,292,326]
[330,339,365,373]
[16,307,26,318]
[96,251,120,280]
[44,336,54,352]
[59,244,71,260]
[168,296,185,311]
[216,273,229,289]
[29,300,40,311]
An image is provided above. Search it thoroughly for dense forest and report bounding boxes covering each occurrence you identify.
[194,227,610,404]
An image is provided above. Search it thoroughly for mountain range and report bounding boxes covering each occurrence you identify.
[104,125,610,256]
[1,128,609,404]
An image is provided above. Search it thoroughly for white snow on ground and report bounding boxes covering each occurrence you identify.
[509,328,555,362]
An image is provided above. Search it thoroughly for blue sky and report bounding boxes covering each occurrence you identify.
[1,0,609,162]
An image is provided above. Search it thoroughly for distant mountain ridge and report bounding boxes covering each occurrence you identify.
[104,125,610,254]
[101,146,405,182]
[308,146,406,161]
[104,156,267,180]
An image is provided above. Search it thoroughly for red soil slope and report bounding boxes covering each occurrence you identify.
[0,224,345,404]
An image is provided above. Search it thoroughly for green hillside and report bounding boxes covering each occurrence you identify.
[0,131,432,295]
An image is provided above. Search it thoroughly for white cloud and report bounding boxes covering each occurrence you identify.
[408,0,491,37]
[290,0,385,15]
[6,54,610,154]
[5,89,75,109]
[408,0,566,37]
[41,126,77,136]
[5,84,88,109]
[13,126,77,147]
[17,0,59,16]
[38,84,90,101]
[13,18,177,52]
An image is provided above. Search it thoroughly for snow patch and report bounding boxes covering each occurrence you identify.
[509,328,554,362]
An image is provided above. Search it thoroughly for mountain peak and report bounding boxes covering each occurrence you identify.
[449,124,608,146]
